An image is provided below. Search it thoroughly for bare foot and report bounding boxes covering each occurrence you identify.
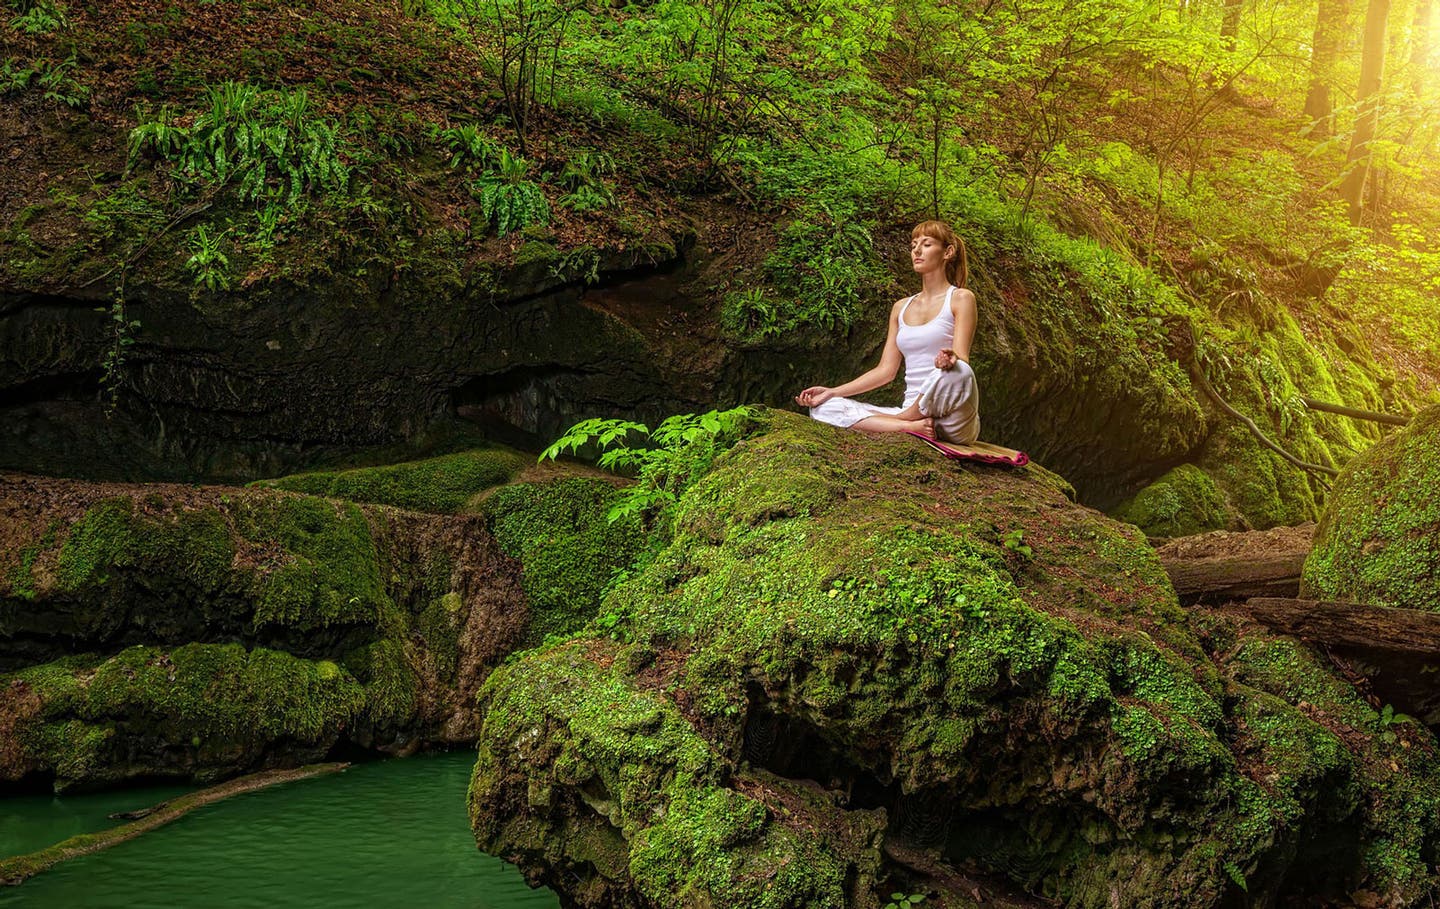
[909,417,935,437]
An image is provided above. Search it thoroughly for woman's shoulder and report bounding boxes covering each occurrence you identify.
[949,286,977,310]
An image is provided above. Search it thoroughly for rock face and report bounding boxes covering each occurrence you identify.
[1303,404,1440,613]
[470,412,1440,908]
[0,471,528,790]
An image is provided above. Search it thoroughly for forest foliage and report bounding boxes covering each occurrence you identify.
[2,0,1439,511]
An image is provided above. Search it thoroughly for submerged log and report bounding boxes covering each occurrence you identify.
[1156,524,1315,604]
[0,763,348,886]
[1240,597,1440,658]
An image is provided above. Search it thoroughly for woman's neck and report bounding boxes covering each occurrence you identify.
[920,270,951,297]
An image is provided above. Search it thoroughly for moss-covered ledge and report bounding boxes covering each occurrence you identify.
[471,411,1440,908]
[0,471,530,791]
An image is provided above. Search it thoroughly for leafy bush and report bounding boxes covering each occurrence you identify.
[722,200,887,342]
[128,82,351,208]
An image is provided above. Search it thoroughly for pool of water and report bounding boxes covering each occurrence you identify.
[0,751,559,908]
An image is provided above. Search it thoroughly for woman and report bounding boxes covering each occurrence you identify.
[796,220,980,444]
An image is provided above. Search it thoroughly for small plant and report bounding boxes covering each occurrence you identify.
[884,893,926,909]
[2,57,90,108]
[8,0,67,34]
[557,150,617,212]
[96,293,140,413]
[128,82,351,208]
[541,406,759,528]
[436,124,499,172]
[547,246,602,285]
[184,224,231,291]
[1223,861,1247,892]
[720,286,786,341]
[471,148,550,237]
[1001,528,1033,559]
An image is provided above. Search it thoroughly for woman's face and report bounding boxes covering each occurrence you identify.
[910,234,952,275]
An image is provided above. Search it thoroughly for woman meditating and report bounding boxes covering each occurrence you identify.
[796,220,980,444]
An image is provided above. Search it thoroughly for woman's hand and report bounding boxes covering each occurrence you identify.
[796,386,834,408]
[935,348,959,371]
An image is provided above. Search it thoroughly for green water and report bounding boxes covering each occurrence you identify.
[0,752,559,908]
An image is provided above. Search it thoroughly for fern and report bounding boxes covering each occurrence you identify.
[471,149,551,237]
[3,57,90,108]
[436,124,499,172]
[128,82,351,208]
[8,0,66,34]
[557,150,617,212]
[540,407,759,527]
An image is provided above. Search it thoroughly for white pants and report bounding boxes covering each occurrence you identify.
[809,362,980,444]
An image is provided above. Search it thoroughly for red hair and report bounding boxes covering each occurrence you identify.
[911,220,968,288]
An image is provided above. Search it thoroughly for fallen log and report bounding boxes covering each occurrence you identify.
[0,762,348,886]
[1155,524,1314,604]
[1239,598,1440,658]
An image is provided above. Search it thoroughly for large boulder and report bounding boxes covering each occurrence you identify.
[0,470,528,790]
[1303,404,1440,612]
[470,411,1440,907]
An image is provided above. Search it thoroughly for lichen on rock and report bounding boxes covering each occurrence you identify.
[471,410,1440,907]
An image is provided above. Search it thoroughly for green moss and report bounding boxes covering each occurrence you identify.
[471,639,864,908]
[1221,632,1440,896]
[344,639,418,728]
[482,478,645,643]
[234,495,395,631]
[1304,404,1440,612]
[414,592,462,681]
[56,498,233,593]
[83,644,364,742]
[1113,464,1230,537]
[472,413,1440,907]
[6,519,61,600]
[7,645,366,789]
[258,448,524,513]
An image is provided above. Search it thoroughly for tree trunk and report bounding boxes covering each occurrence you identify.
[1304,0,1352,137]
[1241,597,1440,657]
[1156,525,1314,605]
[1412,0,1434,95]
[1339,0,1391,223]
[1220,0,1244,49]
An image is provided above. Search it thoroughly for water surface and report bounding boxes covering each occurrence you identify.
[0,752,559,908]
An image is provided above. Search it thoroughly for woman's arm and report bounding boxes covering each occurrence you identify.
[797,299,905,406]
[934,288,977,370]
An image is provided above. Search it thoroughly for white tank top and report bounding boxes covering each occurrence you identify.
[897,287,955,405]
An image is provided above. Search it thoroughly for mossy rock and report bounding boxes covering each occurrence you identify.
[471,411,1440,908]
[0,486,398,663]
[256,447,526,514]
[0,475,532,788]
[1303,404,1440,612]
[481,477,645,644]
[1113,464,1231,538]
[2,644,365,791]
